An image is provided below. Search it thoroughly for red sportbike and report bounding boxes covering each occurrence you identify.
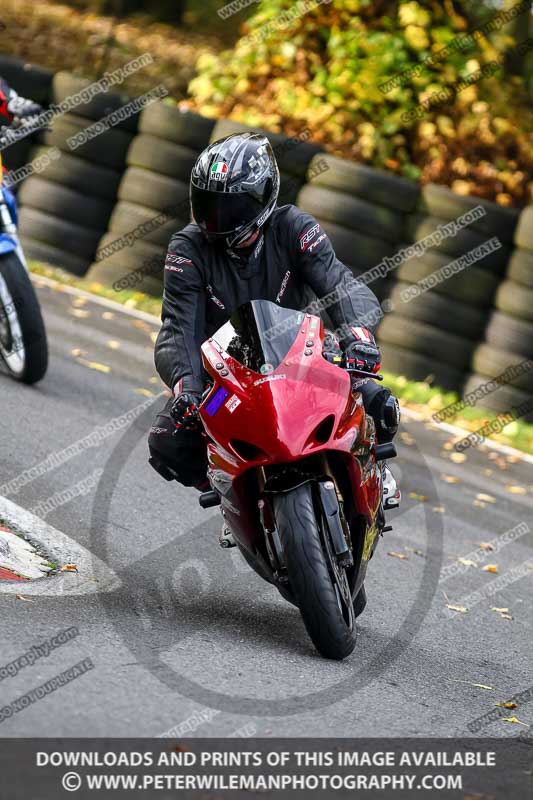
[197,300,398,660]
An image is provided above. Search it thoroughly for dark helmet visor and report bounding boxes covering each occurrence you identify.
[191,186,264,238]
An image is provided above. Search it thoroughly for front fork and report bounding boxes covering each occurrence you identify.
[0,190,28,271]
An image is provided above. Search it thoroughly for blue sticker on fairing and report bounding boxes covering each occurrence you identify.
[205,386,229,416]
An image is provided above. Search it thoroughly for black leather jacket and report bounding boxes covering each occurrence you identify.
[155,204,381,393]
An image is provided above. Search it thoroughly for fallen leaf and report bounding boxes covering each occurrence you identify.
[432,505,445,513]
[479,542,496,551]
[78,359,111,374]
[400,432,415,445]
[441,474,460,484]
[446,604,468,613]
[505,485,526,495]
[149,377,158,384]
[72,297,87,308]
[71,348,87,357]
[134,388,154,397]
[15,594,34,602]
[502,716,527,725]
[449,679,494,689]
[408,492,428,502]
[442,441,454,451]
[473,500,486,508]
[500,613,513,620]
[491,607,508,613]
[107,340,121,350]
[102,311,114,320]
[69,308,90,319]
[483,468,494,477]
[61,564,78,573]
[387,551,409,560]
[458,558,477,567]
[450,452,467,463]
[495,702,517,709]
[482,564,498,573]
[476,493,496,503]
[132,319,149,330]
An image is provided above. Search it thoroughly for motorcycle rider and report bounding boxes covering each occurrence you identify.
[0,76,43,139]
[149,133,400,513]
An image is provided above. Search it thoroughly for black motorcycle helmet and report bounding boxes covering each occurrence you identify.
[190,132,280,250]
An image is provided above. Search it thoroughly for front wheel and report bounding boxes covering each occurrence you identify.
[0,251,48,383]
[273,483,357,660]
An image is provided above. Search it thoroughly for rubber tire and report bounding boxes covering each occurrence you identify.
[29,146,122,201]
[507,248,533,288]
[353,584,367,618]
[495,280,533,323]
[51,71,139,132]
[462,374,533,422]
[107,200,187,249]
[396,248,499,307]
[484,311,533,358]
[118,167,189,213]
[297,184,403,243]
[139,103,215,149]
[377,315,474,370]
[42,114,133,169]
[418,183,519,244]
[87,257,163,298]
[0,251,48,383]
[210,118,322,178]
[0,55,53,105]
[316,218,395,270]
[307,153,419,213]
[405,214,511,272]
[471,344,533,393]
[127,134,199,181]
[388,281,486,339]
[514,207,533,252]
[379,342,466,391]
[19,236,91,277]
[272,483,357,660]
[18,208,101,260]
[19,177,114,231]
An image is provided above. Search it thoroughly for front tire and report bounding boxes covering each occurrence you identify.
[0,251,48,383]
[273,483,357,660]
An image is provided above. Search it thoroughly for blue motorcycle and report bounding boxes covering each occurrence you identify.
[0,124,48,383]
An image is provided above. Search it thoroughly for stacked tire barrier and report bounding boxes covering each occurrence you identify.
[474,206,533,421]
[17,71,138,276]
[86,103,216,294]
[0,55,53,188]
[375,185,517,391]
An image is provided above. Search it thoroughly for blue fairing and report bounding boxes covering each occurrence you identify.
[0,236,16,254]
[2,185,18,226]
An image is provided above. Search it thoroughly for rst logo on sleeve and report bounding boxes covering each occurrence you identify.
[299,223,321,251]
[165,253,193,273]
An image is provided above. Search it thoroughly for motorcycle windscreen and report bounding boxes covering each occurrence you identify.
[211,299,304,373]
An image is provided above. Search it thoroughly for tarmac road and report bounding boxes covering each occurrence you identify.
[0,277,531,738]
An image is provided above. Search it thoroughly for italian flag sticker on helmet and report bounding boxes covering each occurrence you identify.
[211,161,228,181]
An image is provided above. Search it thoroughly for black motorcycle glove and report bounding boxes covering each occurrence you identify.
[170,392,202,431]
[344,327,382,374]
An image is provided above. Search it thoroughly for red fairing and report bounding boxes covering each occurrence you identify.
[199,314,381,555]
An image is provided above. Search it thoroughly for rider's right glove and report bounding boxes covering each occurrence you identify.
[170,391,202,431]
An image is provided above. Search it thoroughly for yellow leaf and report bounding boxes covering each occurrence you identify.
[505,485,526,494]
[432,505,445,513]
[400,432,415,445]
[107,340,121,350]
[495,702,517,709]
[408,492,428,502]
[502,716,527,725]
[102,311,114,320]
[69,308,90,319]
[78,359,111,374]
[387,551,409,560]
[450,452,466,463]
[446,604,468,613]
[476,493,496,503]
[491,607,508,613]
[441,474,460,484]
[15,594,34,602]
[149,377,158,384]
[458,558,477,567]
[71,348,87,357]
[482,564,498,573]
[500,613,513,620]
[132,320,149,330]
[72,297,87,308]
[479,542,496,551]
[61,564,78,572]
[135,388,154,397]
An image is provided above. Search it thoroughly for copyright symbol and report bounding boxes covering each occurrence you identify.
[62,772,82,792]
